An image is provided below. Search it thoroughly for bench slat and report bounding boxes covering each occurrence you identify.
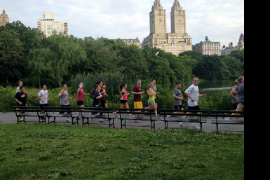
[211,120,244,124]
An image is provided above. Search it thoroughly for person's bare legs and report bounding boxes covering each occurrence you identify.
[232,103,243,120]
[154,103,158,117]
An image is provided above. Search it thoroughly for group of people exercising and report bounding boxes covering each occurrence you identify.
[14,76,244,129]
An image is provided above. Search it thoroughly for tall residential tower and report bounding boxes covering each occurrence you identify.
[142,0,192,56]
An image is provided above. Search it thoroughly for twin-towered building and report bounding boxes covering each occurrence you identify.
[142,0,192,56]
[0,10,9,26]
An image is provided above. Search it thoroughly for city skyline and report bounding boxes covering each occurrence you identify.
[1,0,244,48]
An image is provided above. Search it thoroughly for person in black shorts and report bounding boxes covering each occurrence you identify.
[15,86,28,121]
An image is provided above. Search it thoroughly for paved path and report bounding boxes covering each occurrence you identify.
[0,113,244,133]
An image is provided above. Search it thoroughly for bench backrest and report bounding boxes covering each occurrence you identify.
[160,109,207,117]
[211,110,244,118]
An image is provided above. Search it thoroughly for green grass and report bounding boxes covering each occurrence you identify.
[0,124,244,180]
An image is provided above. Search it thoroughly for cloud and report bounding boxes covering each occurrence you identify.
[1,0,244,47]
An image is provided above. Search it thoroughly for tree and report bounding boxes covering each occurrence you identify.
[0,29,23,84]
[46,33,87,87]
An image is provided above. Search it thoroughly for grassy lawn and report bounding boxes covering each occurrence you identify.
[0,124,244,180]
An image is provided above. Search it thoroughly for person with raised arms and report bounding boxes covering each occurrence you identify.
[184,77,206,129]
[37,84,49,119]
[58,84,72,123]
[15,86,28,121]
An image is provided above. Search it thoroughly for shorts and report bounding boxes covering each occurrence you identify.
[232,103,238,110]
[238,102,244,105]
[148,100,155,106]
[40,104,49,110]
[59,105,71,114]
[77,101,84,106]
[174,105,183,110]
[188,106,200,111]
[134,101,143,109]
[17,104,26,110]
[120,100,127,104]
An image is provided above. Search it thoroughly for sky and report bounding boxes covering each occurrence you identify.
[1,0,244,48]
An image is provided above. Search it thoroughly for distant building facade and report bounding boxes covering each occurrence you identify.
[109,37,141,48]
[37,13,68,37]
[221,33,244,55]
[0,10,9,26]
[194,36,221,56]
[141,0,192,56]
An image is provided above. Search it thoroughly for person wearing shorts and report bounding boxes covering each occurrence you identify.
[184,77,206,129]
[147,82,159,118]
[77,82,89,119]
[58,84,72,122]
[232,76,244,117]
[15,86,28,121]
[132,79,144,122]
[228,79,240,120]
[167,82,185,126]
[37,84,49,119]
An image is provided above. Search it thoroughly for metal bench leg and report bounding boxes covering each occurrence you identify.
[23,116,26,123]
[200,123,202,130]
[121,119,123,129]
[154,121,155,130]
[82,117,85,125]
[216,124,218,131]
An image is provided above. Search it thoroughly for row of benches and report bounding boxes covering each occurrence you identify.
[13,106,244,131]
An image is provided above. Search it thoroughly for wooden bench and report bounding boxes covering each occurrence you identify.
[78,107,117,128]
[211,110,244,131]
[115,108,157,130]
[12,106,46,124]
[160,109,207,130]
[44,107,79,125]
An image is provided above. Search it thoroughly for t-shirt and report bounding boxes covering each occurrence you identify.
[15,91,27,106]
[185,84,199,107]
[231,86,238,104]
[153,85,157,99]
[132,85,142,102]
[93,90,101,106]
[173,88,182,105]
[77,88,84,101]
[16,86,20,93]
[38,89,49,104]
[235,84,244,103]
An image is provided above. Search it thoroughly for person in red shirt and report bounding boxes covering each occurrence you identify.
[131,79,145,123]
[77,83,89,119]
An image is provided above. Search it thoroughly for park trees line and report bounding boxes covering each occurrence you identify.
[0,20,244,88]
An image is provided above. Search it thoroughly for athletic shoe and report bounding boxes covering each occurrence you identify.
[113,112,117,116]
[131,115,135,117]
[77,117,81,120]
[224,118,229,121]
[66,119,71,122]
[135,121,141,123]
[192,123,200,130]
[105,119,108,121]
[99,121,105,123]
[20,118,23,121]
[178,122,185,127]
[167,115,171,118]
[156,117,161,121]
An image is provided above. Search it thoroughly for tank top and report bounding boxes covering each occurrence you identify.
[120,90,128,100]
[60,91,69,105]
[149,88,155,101]
[77,88,84,101]
[231,86,238,104]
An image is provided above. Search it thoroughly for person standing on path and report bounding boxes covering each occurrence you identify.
[131,79,145,123]
[16,81,23,93]
[228,79,240,120]
[184,77,206,129]
[58,84,72,123]
[77,82,90,119]
[15,86,28,121]
[167,82,185,126]
[232,76,244,117]
[37,84,49,119]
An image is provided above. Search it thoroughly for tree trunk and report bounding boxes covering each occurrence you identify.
[39,77,41,89]
[59,79,62,88]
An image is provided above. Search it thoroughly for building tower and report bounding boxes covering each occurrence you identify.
[0,9,9,26]
[150,0,167,34]
[170,0,186,34]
